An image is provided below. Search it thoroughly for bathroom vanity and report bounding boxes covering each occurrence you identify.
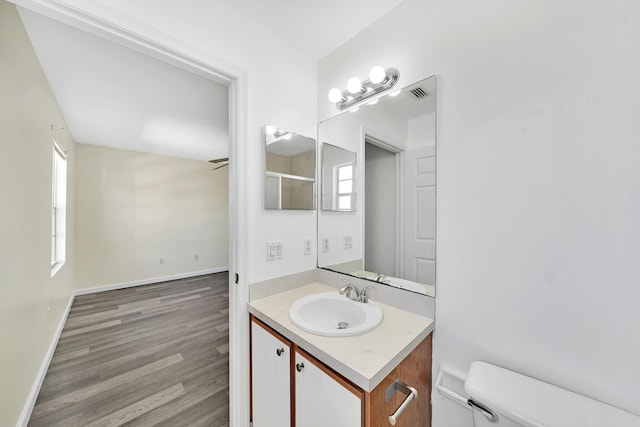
[248,282,434,427]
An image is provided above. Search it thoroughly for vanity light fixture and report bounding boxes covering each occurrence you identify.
[328,66,400,111]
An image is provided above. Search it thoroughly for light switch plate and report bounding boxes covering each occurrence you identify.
[322,237,330,253]
[303,238,312,255]
[344,234,353,249]
[267,241,283,261]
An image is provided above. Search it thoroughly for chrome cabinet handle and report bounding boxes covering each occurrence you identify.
[276,348,284,356]
[296,362,305,372]
[386,379,418,426]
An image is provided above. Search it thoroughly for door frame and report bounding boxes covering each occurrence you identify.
[10,1,250,425]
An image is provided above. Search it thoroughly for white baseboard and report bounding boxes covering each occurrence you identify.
[16,267,228,426]
[17,293,74,427]
[74,267,229,296]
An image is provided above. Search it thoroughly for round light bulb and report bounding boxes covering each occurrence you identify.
[347,77,362,94]
[389,89,402,97]
[369,65,386,84]
[328,88,343,103]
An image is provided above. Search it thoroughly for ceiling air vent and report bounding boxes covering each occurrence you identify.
[409,87,430,99]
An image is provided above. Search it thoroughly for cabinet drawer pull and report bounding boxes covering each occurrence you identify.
[296,362,305,372]
[276,348,284,356]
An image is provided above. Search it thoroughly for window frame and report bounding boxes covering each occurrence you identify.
[51,140,67,276]
[334,162,355,211]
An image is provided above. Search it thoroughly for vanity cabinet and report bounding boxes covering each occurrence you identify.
[250,316,432,427]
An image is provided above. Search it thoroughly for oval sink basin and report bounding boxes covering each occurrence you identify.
[289,292,383,337]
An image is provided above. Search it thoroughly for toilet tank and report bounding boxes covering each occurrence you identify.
[464,361,640,427]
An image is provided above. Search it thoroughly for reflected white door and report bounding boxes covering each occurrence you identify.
[404,145,435,285]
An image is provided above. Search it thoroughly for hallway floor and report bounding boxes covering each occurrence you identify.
[28,272,229,427]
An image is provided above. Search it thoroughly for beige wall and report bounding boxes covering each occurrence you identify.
[74,144,228,289]
[0,1,76,424]
[266,149,316,209]
[291,149,315,178]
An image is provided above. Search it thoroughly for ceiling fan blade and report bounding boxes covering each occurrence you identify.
[209,157,229,164]
[211,162,229,171]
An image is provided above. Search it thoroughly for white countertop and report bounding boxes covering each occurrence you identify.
[248,282,434,392]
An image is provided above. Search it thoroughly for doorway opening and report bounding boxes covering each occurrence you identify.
[15,2,248,425]
[364,136,403,278]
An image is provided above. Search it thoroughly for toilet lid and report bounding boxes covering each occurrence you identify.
[465,362,640,427]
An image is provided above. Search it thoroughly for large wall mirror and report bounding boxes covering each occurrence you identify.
[317,75,436,296]
[265,125,316,210]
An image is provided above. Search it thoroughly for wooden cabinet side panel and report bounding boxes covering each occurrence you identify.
[366,334,432,427]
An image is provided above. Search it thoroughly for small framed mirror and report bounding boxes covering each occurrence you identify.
[264,125,316,210]
[321,143,357,212]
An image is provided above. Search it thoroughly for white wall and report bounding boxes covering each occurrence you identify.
[408,113,436,148]
[74,144,228,289]
[319,0,640,425]
[41,0,319,283]
[0,2,76,425]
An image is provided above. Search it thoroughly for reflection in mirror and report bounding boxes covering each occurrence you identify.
[317,76,436,296]
[265,125,316,210]
[321,143,356,212]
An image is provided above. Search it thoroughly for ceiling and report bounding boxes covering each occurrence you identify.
[219,0,404,59]
[18,1,404,161]
[19,8,229,162]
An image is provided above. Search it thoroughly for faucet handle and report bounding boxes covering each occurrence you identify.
[360,285,375,303]
[339,278,354,296]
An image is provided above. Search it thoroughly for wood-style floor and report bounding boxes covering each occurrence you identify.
[29,273,229,427]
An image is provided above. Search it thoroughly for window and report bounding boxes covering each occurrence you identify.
[335,162,354,211]
[51,141,67,275]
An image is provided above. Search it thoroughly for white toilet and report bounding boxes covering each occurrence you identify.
[464,361,640,427]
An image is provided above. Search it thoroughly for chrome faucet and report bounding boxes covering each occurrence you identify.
[339,279,357,299]
[372,273,387,283]
[339,279,375,303]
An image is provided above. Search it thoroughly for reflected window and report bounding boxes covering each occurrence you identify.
[335,163,354,211]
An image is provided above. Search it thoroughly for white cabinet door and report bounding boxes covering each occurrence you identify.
[251,320,291,427]
[295,351,362,427]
